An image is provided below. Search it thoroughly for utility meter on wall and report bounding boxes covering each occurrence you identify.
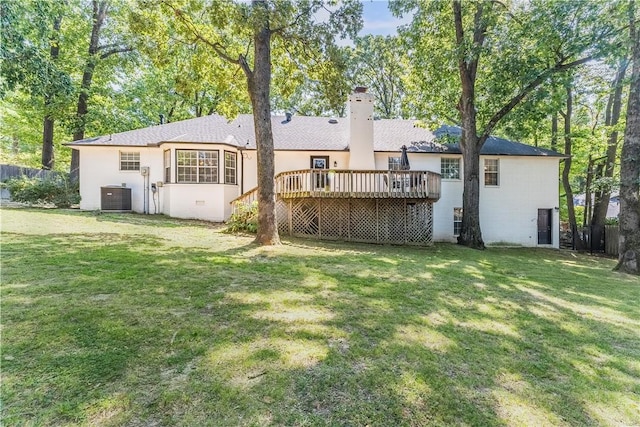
[140,166,150,176]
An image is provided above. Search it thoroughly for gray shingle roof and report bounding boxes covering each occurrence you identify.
[427,125,565,157]
[372,119,436,151]
[66,114,351,150]
[67,114,560,156]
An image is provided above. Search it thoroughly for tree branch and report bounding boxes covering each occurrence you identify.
[162,1,243,67]
[271,4,315,35]
[480,55,594,142]
[99,46,133,59]
[96,43,120,52]
[453,1,464,46]
[469,1,489,82]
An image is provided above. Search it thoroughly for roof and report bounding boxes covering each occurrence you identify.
[66,114,561,157]
[422,125,565,157]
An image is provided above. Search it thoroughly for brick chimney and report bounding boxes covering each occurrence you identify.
[347,87,375,170]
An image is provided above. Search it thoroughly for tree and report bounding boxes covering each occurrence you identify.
[271,44,352,117]
[591,59,629,227]
[41,14,63,170]
[560,82,580,242]
[145,0,362,245]
[70,0,133,181]
[1,0,74,170]
[615,0,640,275]
[349,35,408,119]
[395,0,620,249]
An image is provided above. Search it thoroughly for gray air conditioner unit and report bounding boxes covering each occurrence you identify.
[101,186,132,211]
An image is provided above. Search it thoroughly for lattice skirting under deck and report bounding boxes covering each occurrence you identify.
[277,198,433,246]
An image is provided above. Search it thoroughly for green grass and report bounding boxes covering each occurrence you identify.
[2,208,639,427]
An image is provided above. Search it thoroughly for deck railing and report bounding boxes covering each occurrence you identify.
[276,169,441,200]
[231,169,441,214]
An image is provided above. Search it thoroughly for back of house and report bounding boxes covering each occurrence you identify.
[67,88,563,248]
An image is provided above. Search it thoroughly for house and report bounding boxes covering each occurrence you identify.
[574,193,620,219]
[67,88,562,248]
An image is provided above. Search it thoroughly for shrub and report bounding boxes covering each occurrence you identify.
[225,201,258,233]
[605,217,619,225]
[2,176,80,208]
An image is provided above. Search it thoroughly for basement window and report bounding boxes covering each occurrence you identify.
[120,152,140,171]
[453,207,463,236]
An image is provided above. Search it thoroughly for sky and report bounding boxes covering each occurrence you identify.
[359,1,411,37]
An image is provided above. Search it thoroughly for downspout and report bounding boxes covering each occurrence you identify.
[239,147,244,194]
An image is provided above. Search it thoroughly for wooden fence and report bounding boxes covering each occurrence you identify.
[1,164,62,181]
[571,224,619,257]
[605,225,619,256]
[1,164,65,200]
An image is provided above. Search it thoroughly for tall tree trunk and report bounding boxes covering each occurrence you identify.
[458,129,484,249]
[584,154,594,226]
[560,84,583,248]
[615,0,640,275]
[71,0,108,182]
[454,0,488,250]
[592,59,629,227]
[551,113,558,152]
[244,1,280,245]
[42,15,62,170]
[42,115,55,170]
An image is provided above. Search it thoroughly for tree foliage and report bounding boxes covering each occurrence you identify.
[348,35,408,119]
[394,0,624,249]
[136,0,361,245]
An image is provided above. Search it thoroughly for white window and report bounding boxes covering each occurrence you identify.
[119,152,140,171]
[453,207,463,236]
[441,157,460,179]
[176,150,218,183]
[224,151,237,184]
[164,150,171,183]
[388,157,401,170]
[484,159,499,186]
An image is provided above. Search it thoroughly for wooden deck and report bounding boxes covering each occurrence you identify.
[230,169,442,246]
[275,169,441,200]
[231,169,441,213]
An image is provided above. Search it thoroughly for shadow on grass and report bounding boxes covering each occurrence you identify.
[2,230,639,426]
[0,206,226,229]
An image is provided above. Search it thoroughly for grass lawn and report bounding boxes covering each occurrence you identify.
[1,208,639,426]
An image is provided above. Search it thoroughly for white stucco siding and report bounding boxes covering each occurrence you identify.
[275,151,349,174]
[348,92,376,170]
[78,142,559,244]
[432,155,560,248]
[241,151,349,191]
[77,146,163,213]
[78,143,241,219]
[479,156,559,247]
[241,153,258,192]
[162,184,233,222]
[433,178,464,242]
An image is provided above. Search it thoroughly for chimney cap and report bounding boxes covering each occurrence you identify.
[354,86,367,93]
